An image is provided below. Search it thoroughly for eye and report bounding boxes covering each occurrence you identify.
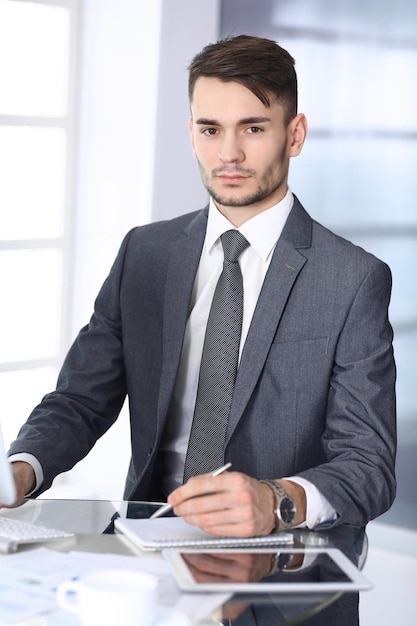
[247,126,263,134]
[202,127,218,136]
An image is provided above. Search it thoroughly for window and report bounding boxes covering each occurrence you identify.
[0,0,78,447]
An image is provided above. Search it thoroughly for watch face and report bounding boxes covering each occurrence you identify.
[277,552,293,570]
[280,496,296,524]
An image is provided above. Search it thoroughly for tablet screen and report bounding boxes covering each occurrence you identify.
[164,547,372,593]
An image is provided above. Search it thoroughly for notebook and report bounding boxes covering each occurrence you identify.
[114,516,293,551]
[0,424,16,506]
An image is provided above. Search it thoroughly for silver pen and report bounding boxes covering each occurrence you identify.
[149,462,232,519]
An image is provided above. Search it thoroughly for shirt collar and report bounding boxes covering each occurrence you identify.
[205,188,294,262]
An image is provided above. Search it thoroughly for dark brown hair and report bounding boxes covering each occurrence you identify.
[188,35,298,123]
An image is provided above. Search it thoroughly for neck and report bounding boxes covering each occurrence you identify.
[213,188,289,227]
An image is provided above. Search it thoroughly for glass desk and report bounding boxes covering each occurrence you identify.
[0,499,368,625]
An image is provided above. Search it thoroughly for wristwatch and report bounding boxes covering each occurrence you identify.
[260,479,297,530]
[268,552,296,575]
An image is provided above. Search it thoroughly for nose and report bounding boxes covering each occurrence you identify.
[218,133,244,163]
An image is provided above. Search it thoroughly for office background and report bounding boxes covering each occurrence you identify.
[3,0,415,528]
[0,1,416,621]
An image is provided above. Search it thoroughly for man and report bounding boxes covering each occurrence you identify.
[5,36,396,540]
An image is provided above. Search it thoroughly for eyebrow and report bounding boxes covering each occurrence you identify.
[194,116,272,126]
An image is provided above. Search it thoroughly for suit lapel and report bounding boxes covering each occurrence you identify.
[156,210,208,425]
[155,199,313,442]
[226,199,312,441]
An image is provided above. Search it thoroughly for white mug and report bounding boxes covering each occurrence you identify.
[57,568,158,626]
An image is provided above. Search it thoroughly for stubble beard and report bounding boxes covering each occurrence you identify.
[198,162,287,209]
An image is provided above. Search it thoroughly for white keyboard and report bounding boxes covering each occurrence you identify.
[0,515,74,553]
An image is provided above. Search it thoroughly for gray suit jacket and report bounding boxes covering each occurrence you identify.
[10,197,396,526]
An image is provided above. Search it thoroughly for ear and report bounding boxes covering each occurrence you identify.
[188,117,197,158]
[288,113,308,157]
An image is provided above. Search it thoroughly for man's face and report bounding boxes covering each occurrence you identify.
[189,77,305,224]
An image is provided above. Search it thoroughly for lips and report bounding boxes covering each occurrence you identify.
[217,173,249,183]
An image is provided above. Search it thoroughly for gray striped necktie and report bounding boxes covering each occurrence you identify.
[183,229,249,482]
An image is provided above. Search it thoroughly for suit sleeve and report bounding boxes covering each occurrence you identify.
[7,229,136,495]
[299,259,397,526]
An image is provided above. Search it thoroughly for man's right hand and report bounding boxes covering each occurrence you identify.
[0,461,36,508]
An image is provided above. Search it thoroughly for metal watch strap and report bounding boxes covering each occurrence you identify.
[260,478,296,530]
[268,552,295,575]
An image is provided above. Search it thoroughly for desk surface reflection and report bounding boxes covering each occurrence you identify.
[0,499,367,625]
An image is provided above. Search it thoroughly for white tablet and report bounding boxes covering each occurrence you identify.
[163,547,372,593]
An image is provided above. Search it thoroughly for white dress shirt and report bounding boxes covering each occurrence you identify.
[160,189,336,528]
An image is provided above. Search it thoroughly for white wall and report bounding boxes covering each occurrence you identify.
[72,0,162,332]
[152,0,220,221]
[48,0,220,500]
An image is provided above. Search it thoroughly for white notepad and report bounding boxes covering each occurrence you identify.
[114,516,293,551]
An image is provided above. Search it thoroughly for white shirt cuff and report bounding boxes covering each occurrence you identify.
[8,453,44,496]
[286,476,338,529]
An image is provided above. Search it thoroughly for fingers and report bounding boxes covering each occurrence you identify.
[169,470,232,505]
[183,552,260,583]
[168,470,244,514]
[168,472,276,537]
[6,462,36,508]
[167,472,234,532]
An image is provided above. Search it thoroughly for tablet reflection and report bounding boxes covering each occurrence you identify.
[183,551,274,584]
[182,550,351,585]
[182,550,359,626]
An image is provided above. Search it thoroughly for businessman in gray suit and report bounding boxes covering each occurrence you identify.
[6,36,396,542]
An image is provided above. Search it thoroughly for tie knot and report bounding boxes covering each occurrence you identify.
[220,230,249,262]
